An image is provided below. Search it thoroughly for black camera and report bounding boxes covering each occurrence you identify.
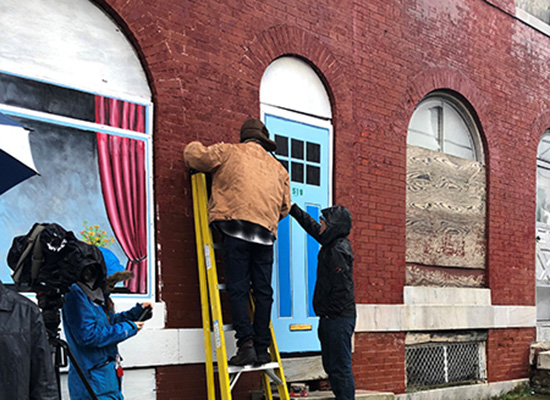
[7,222,106,295]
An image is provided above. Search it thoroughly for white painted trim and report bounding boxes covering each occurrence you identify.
[145,102,156,298]
[355,304,536,332]
[59,368,157,400]
[396,378,529,400]
[260,103,334,206]
[0,68,151,106]
[116,327,238,367]
[0,104,150,140]
[516,7,550,38]
[74,298,534,369]
[403,286,491,305]
[58,326,234,369]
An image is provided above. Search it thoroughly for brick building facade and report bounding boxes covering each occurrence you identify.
[2,0,549,398]
[98,0,543,397]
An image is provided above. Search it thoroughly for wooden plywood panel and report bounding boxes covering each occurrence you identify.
[406,145,486,269]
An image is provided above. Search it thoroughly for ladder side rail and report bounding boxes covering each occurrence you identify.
[262,372,274,400]
[248,293,290,400]
[191,174,216,400]
[269,321,290,400]
[196,173,233,400]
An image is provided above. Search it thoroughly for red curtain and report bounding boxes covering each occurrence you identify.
[95,96,148,293]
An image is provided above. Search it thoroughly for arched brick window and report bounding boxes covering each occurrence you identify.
[0,0,154,296]
[406,91,486,287]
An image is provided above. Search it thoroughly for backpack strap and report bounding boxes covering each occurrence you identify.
[12,224,45,285]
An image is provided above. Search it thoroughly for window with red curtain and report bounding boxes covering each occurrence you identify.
[95,96,149,294]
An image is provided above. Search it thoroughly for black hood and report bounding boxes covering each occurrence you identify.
[319,205,352,245]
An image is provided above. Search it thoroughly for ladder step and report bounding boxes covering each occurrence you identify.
[225,362,280,374]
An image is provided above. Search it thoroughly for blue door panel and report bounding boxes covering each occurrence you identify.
[306,205,320,318]
[277,216,292,317]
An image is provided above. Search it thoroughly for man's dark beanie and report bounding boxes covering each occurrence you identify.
[240,118,277,152]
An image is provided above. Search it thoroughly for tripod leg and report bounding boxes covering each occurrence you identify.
[50,338,61,398]
[56,338,99,400]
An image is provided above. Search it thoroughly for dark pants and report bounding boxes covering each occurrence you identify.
[318,317,356,400]
[222,235,274,351]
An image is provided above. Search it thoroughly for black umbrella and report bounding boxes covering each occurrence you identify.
[0,112,39,194]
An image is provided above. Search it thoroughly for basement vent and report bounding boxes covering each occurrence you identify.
[405,341,486,390]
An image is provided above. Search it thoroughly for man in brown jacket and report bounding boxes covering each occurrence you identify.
[184,118,291,366]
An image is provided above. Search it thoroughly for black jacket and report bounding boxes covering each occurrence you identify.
[290,204,356,319]
[0,281,59,400]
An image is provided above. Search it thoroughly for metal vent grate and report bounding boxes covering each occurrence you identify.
[406,341,485,389]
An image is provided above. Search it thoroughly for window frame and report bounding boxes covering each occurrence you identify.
[0,69,156,301]
[408,92,484,163]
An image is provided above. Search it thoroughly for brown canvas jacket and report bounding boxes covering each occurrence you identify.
[184,141,291,236]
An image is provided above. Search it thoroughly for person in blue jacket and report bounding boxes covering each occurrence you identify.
[62,247,152,400]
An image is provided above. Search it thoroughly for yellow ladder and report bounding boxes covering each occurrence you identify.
[191,172,290,400]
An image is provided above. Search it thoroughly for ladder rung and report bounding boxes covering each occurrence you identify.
[220,362,283,391]
[218,283,226,291]
[225,362,280,374]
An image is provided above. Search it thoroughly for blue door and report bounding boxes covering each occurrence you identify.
[265,113,330,353]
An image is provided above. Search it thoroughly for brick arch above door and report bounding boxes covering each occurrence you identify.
[241,24,356,206]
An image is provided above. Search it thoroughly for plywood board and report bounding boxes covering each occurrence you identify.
[406,145,486,269]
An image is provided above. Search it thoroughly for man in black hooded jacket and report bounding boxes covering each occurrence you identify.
[0,280,59,400]
[289,203,356,400]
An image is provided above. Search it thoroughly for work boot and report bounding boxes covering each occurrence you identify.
[255,348,271,365]
[229,339,257,366]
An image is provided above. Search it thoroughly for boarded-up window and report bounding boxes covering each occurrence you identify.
[406,93,485,287]
[406,145,486,269]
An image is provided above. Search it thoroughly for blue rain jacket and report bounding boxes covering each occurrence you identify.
[62,284,141,400]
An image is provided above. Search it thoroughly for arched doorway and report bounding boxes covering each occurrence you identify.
[260,56,332,353]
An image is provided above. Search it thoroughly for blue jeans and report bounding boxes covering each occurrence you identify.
[318,316,356,400]
[222,235,274,351]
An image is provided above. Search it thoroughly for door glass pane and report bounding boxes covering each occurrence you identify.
[275,134,288,156]
[291,162,304,183]
[306,165,320,186]
[291,139,304,159]
[307,142,321,163]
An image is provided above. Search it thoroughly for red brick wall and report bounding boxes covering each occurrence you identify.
[93,0,544,397]
[156,364,262,399]
[354,332,406,394]
[487,328,536,382]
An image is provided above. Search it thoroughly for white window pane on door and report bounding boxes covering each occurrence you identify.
[407,104,440,151]
[442,103,476,160]
[537,167,550,223]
